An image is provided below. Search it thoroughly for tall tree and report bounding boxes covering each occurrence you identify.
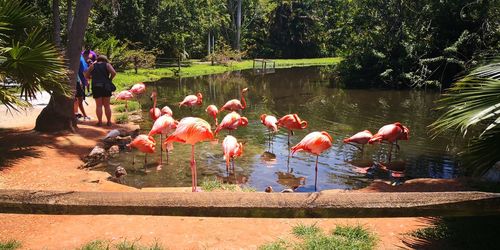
[35,0,92,132]
[52,0,61,47]
[66,0,73,33]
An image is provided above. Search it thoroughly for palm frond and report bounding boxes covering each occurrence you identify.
[461,128,500,176]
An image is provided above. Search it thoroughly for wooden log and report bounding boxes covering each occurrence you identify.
[0,190,498,218]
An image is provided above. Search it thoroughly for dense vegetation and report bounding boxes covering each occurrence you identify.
[23,0,499,89]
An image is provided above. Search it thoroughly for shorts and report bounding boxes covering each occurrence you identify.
[92,85,112,98]
[75,82,85,97]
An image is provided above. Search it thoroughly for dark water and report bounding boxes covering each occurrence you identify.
[106,67,463,191]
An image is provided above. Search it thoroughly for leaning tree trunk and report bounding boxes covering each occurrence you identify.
[66,0,73,34]
[52,0,62,47]
[235,0,241,51]
[35,0,92,133]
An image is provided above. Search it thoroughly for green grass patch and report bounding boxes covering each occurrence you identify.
[113,100,141,112]
[199,176,256,192]
[409,216,500,249]
[113,57,341,91]
[78,239,164,250]
[115,113,129,124]
[259,224,377,250]
[0,240,21,250]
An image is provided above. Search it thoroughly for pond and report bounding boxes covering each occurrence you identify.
[106,66,463,192]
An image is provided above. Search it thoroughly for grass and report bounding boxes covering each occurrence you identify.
[113,57,341,91]
[408,216,500,249]
[113,100,141,112]
[200,176,256,192]
[78,239,164,250]
[115,113,129,124]
[259,224,377,250]
[0,240,21,250]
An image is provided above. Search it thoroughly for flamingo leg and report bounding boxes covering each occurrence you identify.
[190,144,197,192]
[132,154,135,165]
[315,155,319,192]
[388,143,394,163]
[287,131,291,147]
[125,101,129,114]
[159,134,163,167]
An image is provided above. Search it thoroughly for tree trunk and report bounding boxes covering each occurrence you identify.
[235,0,241,51]
[35,0,93,133]
[207,31,211,57]
[67,0,73,34]
[52,0,62,47]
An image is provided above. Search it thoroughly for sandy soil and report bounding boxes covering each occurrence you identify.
[0,98,467,249]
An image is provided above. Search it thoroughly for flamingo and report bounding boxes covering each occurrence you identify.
[115,90,134,113]
[260,114,278,148]
[220,88,248,112]
[129,82,146,95]
[343,130,373,151]
[150,91,161,121]
[205,105,219,126]
[222,135,243,172]
[179,92,203,108]
[161,105,173,117]
[127,134,156,169]
[148,115,179,168]
[368,122,410,161]
[291,131,333,191]
[164,117,214,192]
[214,111,249,135]
[276,114,308,146]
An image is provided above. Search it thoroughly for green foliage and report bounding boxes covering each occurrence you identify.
[409,216,500,249]
[200,177,238,192]
[113,100,141,112]
[78,239,164,250]
[0,240,21,250]
[115,113,129,124]
[0,0,69,110]
[260,224,377,250]
[119,49,157,72]
[431,60,500,175]
[207,42,245,65]
[77,240,110,250]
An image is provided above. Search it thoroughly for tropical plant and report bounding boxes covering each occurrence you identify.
[0,0,68,111]
[431,59,500,176]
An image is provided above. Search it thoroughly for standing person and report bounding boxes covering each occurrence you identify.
[85,55,117,126]
[74,55,90,120]
[82,49,97,94]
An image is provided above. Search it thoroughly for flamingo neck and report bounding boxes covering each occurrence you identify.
[153,95,157,108]
[240,91,246,109]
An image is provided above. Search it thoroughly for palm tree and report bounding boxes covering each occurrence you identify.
[431,59,500,176]
[0,0,68,111]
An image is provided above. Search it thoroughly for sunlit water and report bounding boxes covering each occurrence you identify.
[105,67,463,191]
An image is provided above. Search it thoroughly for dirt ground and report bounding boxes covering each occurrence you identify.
[0,99,468,249]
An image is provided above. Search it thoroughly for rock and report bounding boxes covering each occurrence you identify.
[280,188,294,193]
[482,161,500,182]
[108,145,120,157]
[80,145,108,169]
[264,186,273,193]
[115,166,127,178]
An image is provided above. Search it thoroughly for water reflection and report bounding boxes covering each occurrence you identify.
[106,67,462,191]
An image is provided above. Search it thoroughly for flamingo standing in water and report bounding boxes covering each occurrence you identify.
[260,114,278,148]
[277,114,308,146]
[179,93,203,108]
[115,90,134,113]
[222,135,243,172]
[164,117,214,192]
[148,115,178,169]
[343,130,373,151]
[127,134,156,170]
[161,105,173,117]
[129,82,146,95]
[369,122,410,161]
[150,91,161,121]
[206,105,219,126]
[220,88,248,112]
[214,111,249,135]
[291,131,333,191]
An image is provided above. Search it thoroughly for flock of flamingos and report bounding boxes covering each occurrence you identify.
[115,82,410,192]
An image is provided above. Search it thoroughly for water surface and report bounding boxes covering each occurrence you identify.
[106,67,462,191]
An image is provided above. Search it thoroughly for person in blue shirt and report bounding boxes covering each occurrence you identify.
[74,55,90,120]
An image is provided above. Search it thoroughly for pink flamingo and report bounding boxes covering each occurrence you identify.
[222,135,243,172]
[127,134,156,169]
[291,131,333,191]
[214,111,249,136]
[115,90,134,113]
[179,93,203,108]
[260,114,278,148]
[148,115,179,168]
[343,130,373,151]
[220,88,248,112]
[205,105,219,126]
[129,82,146,95]
[368,122,410,161]
[276,114,308,146]
[161,105,173,117]
[164,117,214,192]
[150,91,161,121]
